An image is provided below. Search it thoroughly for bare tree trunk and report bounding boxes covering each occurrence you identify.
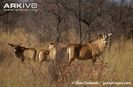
[56,21,60,43]
[79,0,82,44]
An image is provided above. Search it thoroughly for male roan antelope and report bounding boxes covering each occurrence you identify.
[38,42,57,64]
[67,33,112,66]
[8,43,37,63]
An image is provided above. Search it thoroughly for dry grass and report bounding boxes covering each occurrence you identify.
[0,30,133,87]
[104,39,133,81]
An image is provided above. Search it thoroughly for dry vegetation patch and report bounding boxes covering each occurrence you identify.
[0,31,133,87]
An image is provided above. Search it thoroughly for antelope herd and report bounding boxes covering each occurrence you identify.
[8,32,112,66]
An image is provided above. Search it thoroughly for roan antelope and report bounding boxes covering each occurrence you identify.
[38,42,57,63]
[8,43,37,63]
[67,33,112,66]
[38,49,49,63]
[49,42,57,61]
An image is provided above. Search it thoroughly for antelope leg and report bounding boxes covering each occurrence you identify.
[92,57,96,65]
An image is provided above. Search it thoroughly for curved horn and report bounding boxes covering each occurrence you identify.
[98,32,105,38]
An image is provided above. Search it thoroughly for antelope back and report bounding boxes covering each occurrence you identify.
[23,48,37,61]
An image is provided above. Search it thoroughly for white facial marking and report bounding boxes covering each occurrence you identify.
[14,49,16,52]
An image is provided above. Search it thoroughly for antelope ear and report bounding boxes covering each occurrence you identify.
[8,43,15,47]
[51,42,54,45]
[108,33,112,36]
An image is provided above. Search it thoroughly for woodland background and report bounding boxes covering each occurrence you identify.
[0,0,133,87]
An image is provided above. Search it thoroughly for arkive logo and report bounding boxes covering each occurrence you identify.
[3,2,37,11]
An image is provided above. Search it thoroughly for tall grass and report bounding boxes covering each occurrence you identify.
[104,39,133,81]
[0,30,133,87]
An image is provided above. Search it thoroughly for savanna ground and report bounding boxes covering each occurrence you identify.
[0,29,133,87]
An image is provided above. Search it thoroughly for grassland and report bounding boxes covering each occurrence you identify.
[0,30,133,87]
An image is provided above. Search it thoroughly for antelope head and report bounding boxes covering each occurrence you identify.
[8,43,25,52]
[98,32,112,46]
[48,42,56,50]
